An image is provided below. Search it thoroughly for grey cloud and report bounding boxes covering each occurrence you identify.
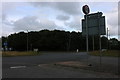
[29,2,56,7]
[56,2,81,15]
[106,12,118,27]
[110,27,118,36]
[30,2,81,15]
[2,14,6,21]
[64,16,82,31]
[2,2,21,14]
[13,16,59,31]
[2,14,13,26]
[118,2,120,35]
[56,15,70,21]
[13,16,38,30]
[104,8,118,36]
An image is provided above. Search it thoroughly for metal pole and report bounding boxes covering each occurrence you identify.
[30,44,32,51]
[86,14,90,66]
[107,27,109,50]
[93,35,94,51]
[86,14,89,52]
[98,12,102,65]
[99,35,102,65]
[107,28,108,39]
[5,34,8,51]
[109,30,111,50]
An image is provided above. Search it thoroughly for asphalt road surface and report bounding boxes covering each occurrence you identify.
[2,52,120,78]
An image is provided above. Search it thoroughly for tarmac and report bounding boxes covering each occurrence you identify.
[2,52,120,78]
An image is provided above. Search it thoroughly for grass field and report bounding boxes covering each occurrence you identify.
[89,50,120,57]
[2,51,40,57]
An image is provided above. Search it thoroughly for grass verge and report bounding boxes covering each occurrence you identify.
[2,51,40,57]
[89,50,120,57]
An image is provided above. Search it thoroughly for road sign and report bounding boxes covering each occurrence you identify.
[84,12,103,19]
[82,12,106,36]
[4,42,8,46]
[82,5,90,14]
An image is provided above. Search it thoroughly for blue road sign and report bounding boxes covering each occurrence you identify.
[4,42,8,46]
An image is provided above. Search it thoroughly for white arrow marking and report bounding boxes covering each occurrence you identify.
[10,66,26,69]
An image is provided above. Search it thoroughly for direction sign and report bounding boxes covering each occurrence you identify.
[82,12,106,36]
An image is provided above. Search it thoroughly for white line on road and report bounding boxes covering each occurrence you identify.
[10,66,26,69]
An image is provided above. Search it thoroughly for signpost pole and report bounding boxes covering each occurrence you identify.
[99,35,102,65]
[82,5,90,66]
[98,12,102,66]
[93,35,94,51]
[86,14,89,52]
[82,5,90,52]
[86,14,90,66]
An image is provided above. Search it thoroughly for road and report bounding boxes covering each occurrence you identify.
[3,52,88,68]
[2,52,119,78]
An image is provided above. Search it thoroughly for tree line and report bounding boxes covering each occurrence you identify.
[1,29,120,51]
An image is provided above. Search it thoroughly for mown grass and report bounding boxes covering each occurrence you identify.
[89,50,120,57]
[2,51,40,57]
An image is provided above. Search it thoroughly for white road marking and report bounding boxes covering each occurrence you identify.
[10,66,26,69]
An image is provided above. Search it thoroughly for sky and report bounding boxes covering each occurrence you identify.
[0,0,119,40]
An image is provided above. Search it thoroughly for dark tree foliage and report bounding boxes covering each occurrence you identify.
[109,38,119,50]
[1,29,119,51]
[101,36,108,49]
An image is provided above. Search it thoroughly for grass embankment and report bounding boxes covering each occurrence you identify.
[2,51,40,57]
[89,50,120,57]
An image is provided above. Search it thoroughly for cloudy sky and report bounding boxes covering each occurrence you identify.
[1,0,119,40]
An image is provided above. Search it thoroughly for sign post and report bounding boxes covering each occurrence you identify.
[86,15,89,52]
[82,6,106,68]
[98,12,102,65]
[82,5,90,52]
[93,35,94,51]
[82,5,91,66]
